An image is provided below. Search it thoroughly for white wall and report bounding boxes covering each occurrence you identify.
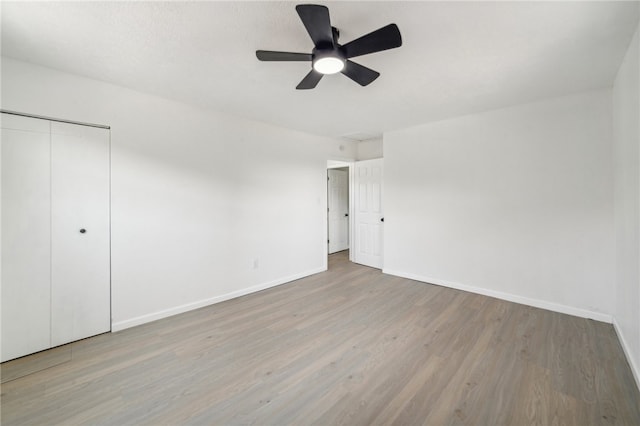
[384,90,615,321]
[356,138,383,160]
[613,23,640,387]
[1,57,356,330]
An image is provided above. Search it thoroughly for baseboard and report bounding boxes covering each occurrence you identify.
[382,269,613,323]
[112,267,326,332]
[612,317,640,392]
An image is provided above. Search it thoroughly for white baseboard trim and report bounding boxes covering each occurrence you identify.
[612,317,640,392]
[382,269,612,323]
[111,267,326,332]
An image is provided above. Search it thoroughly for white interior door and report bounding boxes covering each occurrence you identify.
[1,115,52,362]
[353,159,383,269]
[50,122,111,346]
[328,168,349,254]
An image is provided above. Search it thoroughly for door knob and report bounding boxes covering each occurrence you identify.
[380,218,384,222]
[80,228,87,234]
[344,213,349,217]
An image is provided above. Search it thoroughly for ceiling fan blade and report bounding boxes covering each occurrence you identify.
[341,60,380,86]
[256,51,312,61]
[296,4,334,48]
[341,24,402,59]
[296,69,323,90]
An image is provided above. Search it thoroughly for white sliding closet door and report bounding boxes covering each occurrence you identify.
[51,122,111,347]
[1,113,111,362]
[1,115,52,361]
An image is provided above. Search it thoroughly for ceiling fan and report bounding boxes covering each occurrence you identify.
[256,4,402,90]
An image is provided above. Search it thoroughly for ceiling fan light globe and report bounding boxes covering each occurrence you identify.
[313,56,345,74]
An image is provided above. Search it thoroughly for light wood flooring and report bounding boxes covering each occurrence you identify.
[2,250,639,425]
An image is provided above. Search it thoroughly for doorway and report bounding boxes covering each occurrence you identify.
[326,158,384,270]
[328,166,349,255]
[327,160,352,270]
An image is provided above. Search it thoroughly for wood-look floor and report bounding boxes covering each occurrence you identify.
[2,251,639,425]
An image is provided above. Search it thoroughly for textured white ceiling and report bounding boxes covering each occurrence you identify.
[1,1,638,139]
